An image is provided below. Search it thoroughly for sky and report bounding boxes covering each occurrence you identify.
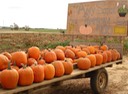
[0,0,101,29]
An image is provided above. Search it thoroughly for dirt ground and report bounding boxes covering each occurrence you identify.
[41,56,128,94]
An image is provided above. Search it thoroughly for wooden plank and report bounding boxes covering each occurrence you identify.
[0,60,122,94]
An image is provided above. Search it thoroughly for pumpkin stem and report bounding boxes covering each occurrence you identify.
[13,61,17,66]
[48,49,51,52]
[21,63,26,69]
[64,59,68,62]
[8,62,11,70]
[38,56,42,61]
[85,24,87,27]
[34,61,38,66]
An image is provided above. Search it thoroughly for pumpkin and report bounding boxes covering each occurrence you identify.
[77,58,91,70]
[1,62,19,89]
[76,50,87,58]
[86,54,96,67]
[95,54,103,66]
[56,46,66,52]
[116,51,121,60]
[110,49,118,61]
[37,58,45,65]
[40,49,48,59]
[65,49,75,59]
[0,71,1,84]
[0,54,10,71]
[65,58,73,63]
[69,47,81,56]
[101,51,108,64]
[52,61,65,77]
[18,65,34,86]
[44,64,55,80]
[100,45,108,51]
[54,49,65,60]
[62,60,73,75]
[82,47,90,55]
[27,58,37,66]
[65,45,73,49]
[73,59,79,63]
[79,24,92,35]
[105,50,112,62]
[94,45,100,51]
[28,46,40,60]
[96,50,103,54]
[87,46,96,54]
[2,52,12,61]
[11,51,27,67]
[31,63,44,83]
[75,45,82,50]
[44,50,57,63]
[11,65,19,71]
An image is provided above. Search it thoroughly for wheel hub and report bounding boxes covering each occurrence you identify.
[98,73,106,89]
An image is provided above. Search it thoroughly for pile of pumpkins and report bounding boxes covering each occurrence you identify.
[0,44,121,90]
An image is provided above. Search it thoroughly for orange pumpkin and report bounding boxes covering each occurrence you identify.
[116,51,121,60]
[0,54,10,71]
[65,45,73,49]
[110,49,118,61]
[95,54,103,66]
[37,58,45,65]
[2,52,12,61]
[18,66,34,86]
[65,49,75,59]
[100,45,108,51]
[87,46,96,54]
[86,54,96,67]
[44,50,57,63]
[95,49,103,54]
[1,62,19,89]
[54,49,65,60]
[28,46,40,60]
[44,64,55,80]
[0,71,1,84]
[65,58,73,63]
[62,60,73,75]
[101,51,108,64]
[105,50,112,62]
[75,45,82,49]
[27,58,37,66]
[56,46,66,52]
[11,65,19,71]
[11,51,27,67]
[31,64,44,83]
[77,58,91,70]
[40,49,48,59]
[52,61,65,77]
[76,50,87,58]
[82,47,90,55]
[70,47,81,56]
[79,25,92,35]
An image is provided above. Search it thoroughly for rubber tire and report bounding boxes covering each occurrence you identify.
[90,68,108,94]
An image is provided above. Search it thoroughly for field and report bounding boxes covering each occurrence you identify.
[0,29,128,94]
[0,29,128,53]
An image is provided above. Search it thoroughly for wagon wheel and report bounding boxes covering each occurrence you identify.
[90,68,108,94]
